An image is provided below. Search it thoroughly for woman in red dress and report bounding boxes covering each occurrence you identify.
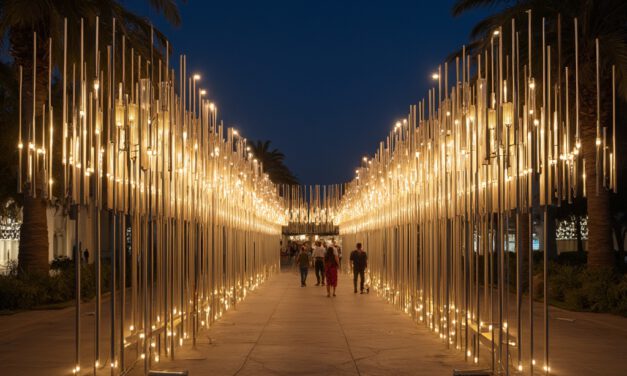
[324,246,339,297]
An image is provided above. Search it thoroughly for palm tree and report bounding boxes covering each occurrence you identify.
[0,0,183,276]
[0,62,19,210]
[452,0,627,267]
[248,140,299,185]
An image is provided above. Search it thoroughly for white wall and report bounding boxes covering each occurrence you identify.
[0,205,93,272]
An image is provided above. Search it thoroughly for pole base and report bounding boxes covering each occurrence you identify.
[453,369,492,376]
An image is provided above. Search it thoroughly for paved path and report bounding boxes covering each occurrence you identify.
[2,270,627,375]
[140,270,471,376]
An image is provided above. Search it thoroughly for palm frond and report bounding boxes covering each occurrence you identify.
[451,0,513,17]
[248,139,299,185]
[146,0,183,27]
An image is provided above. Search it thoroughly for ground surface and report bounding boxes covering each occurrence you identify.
[1,269,627,375]
[138,270,472,376]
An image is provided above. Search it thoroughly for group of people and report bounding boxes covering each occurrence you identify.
[295,242,368,296]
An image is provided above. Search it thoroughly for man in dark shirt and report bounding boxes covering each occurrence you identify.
[296,246,310,287]
[349,243,368,294]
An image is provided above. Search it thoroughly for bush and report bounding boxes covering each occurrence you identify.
[579,267,617,312]
[557,251,587,266]
[545,263,627,316]
[50,256,73,271]
[548,264,582,302]
[0,276,38,309]
[0,256,112,311]
[609,275,627,316]
[563,288,588,310]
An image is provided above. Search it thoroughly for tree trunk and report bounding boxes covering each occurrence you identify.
[11,26,51,276]
[580,92,614,267]
[18,195,49,276]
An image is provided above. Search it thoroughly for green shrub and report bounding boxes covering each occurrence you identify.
[0,256,113,311]
[44,272,74,303]
[544,263,627,316]
[50,256,73,271]
[557,251,587,266]
[548,263,582,302]
[0,276,34,309]
[563,288,588,310]
[609,275,627,316]
[579,267,617,312]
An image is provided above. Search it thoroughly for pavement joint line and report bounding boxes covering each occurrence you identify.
[331,287,362,376]
[232,275,288,376]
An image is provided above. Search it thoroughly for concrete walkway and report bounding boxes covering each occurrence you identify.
[3,269,626,375]
[140,270,471,376]
[0,295,121,376]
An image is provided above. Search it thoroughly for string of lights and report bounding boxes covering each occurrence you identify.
[14,11,622,376]
[17,17,286,375]
[337,13,618,375]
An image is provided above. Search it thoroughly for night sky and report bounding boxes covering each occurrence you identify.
[132,0,488,185]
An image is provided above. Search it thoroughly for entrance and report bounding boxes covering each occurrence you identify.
[280,223,341,269]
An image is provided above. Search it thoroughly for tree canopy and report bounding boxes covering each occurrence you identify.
[248,140,299,186]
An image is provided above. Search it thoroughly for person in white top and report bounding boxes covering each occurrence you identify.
[312,241,326,285]
[332,240,342,268]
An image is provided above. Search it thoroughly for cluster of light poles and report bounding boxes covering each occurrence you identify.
[280,184,343,235]
[14,10,623,376]
[16,17,286,375]
[338,12,618,375]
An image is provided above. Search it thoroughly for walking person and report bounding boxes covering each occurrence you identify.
[296,246,310,287]
[312,241,326,286]
[332,240,342,269]
[324,246,339,297]
[350,243,368,294]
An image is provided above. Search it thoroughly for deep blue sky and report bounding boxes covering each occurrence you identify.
[131,0,488,185]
